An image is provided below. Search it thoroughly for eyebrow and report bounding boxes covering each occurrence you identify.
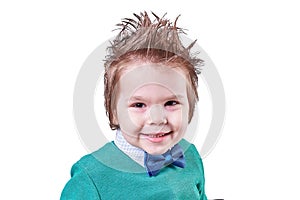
[128,95,185,101]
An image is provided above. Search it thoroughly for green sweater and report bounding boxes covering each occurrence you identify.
[61,140,207,200]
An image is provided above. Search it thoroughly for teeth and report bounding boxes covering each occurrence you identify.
[148,133,166,138]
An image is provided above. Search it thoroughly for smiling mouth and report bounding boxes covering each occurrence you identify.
[143,131,173,138]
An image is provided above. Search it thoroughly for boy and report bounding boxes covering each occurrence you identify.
[61,11,207,199]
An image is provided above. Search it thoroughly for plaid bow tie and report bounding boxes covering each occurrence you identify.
[144,144,186,177]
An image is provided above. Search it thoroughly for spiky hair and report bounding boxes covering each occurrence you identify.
[104,11,203,71]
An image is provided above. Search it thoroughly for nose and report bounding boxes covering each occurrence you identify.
[146,104,167,125]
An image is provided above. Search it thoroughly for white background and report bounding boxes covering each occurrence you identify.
[1,0,299,199]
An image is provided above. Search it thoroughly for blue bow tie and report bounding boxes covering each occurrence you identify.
[144,144,186,177]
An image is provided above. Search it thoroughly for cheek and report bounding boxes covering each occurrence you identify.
[167,107,189,128]
[128,110,145,126]
[167,110,182,125]
[116,103,145,132]
[116,102,132,129]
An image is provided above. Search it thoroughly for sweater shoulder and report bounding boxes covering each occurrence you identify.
[72,141,145,176]
[73,142,115,173]
[180,139,202,158]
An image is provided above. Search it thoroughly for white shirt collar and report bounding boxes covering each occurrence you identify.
[114,129,145,166]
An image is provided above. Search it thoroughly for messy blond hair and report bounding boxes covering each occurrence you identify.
[104,11,204,130]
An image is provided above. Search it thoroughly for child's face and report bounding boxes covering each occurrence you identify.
[114,63,190,155]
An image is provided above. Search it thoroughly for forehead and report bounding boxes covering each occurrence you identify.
[117,63,188,97]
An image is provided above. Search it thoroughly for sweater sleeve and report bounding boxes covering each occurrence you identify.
[197,170,208,200]
[60,162,101,200]
[191,144,208,200]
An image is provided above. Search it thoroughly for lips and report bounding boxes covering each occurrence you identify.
[141,131,173,143]
[146,132,171,138]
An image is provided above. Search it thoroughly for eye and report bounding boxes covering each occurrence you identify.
[131,102,146,108]
[164,100,179,106]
